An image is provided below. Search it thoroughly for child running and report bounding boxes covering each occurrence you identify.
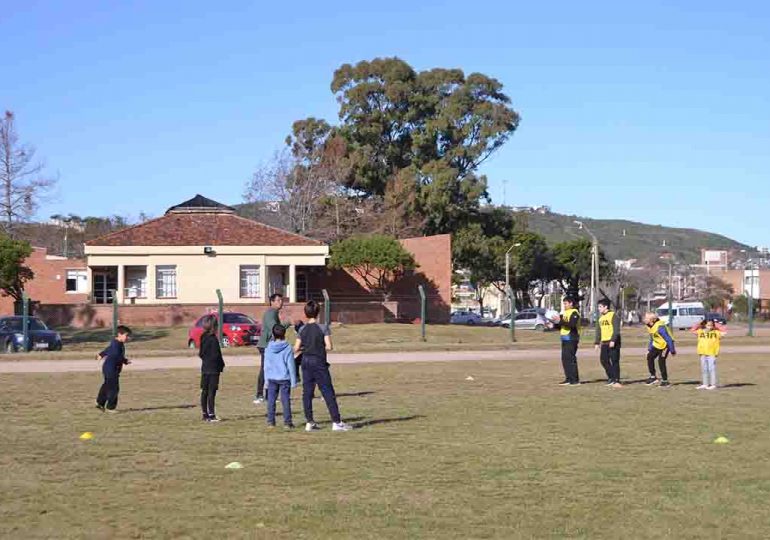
[95,325,132,412]
[691,318,726,390]
[199,315,225,422]
[644,312,676,387]
[293,301,352,432]
[264,324,297,429]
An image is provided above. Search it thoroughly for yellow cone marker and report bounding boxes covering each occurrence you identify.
[225,462,243,469]
[79,432,94,440]
[713,436,730,444]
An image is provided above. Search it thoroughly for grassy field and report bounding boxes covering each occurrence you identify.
[2,353,769,538]
[5,322,770,361]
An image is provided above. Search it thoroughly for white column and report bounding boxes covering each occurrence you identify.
[116,265,125,304]
[261,265,270,302]
[147,264,156,301]
[288,264,297,303]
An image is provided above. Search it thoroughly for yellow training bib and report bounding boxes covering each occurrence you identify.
[648,320,673,350]
[696,330,722,357]
[560,308,581,336]
[599,311,615,342]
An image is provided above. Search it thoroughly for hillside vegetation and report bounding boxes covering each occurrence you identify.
[519,211,749,263]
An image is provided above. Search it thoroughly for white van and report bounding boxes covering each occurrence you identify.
[656,301,706,330]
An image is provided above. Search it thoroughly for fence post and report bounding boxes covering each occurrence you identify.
[322,289,330,324]
[418,285,427,341]
[506,286,516,343]
[111,290,118,337]
[215,289,224,345]
[22,292,29,352]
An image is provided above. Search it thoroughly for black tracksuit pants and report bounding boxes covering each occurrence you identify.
[96,373,120,410]
[560,340,580,383]
[201,373,220,417]
[599,342,621,382]
[647,348,670,381]
[301,356,341,424]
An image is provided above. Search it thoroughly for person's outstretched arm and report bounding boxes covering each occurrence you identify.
[659,326,676,354]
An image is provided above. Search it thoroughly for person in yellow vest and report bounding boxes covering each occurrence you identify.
[644,312,677,386]
[594,299,622,387]
[549,296,581,385]
[690,318,726,390]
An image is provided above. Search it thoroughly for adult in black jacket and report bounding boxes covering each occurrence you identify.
[199,315,225,422]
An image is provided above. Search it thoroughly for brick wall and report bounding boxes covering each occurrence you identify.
[0,247,87,315]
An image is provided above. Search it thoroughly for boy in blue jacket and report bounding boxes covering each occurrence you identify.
[95,326,132,412]
[264,324,297,429]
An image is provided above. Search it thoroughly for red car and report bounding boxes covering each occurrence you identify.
[188,312,261,348]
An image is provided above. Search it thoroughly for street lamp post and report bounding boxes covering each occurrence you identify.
[574,220,598,324]
[505,242,522,343]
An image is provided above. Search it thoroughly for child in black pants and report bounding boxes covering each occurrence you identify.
[293,301,351,432]
[96,326,132,412]
[199,315,225,422]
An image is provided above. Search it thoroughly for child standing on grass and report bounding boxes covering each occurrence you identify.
[199,315,225,422]
[294,301,352,432]
[644,312,676,387]
[95,325,132,412]
[264,324,297,429]
[691,318,726,390]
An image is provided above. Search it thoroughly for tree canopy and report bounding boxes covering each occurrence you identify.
[328,234,417,300]
[0,235,33,302]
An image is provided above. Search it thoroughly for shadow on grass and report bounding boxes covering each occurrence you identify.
[350,415,424,429]
[673,381,701,386]
[123,404,197,412]
[59,328,170,345]
[721,383,756,388]
[336,391,375,398]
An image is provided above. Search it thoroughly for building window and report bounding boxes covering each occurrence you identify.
[156,265,177,298]
[66,270,88,293]
[296,271,308,302]
[240,265,262,298]
[125,266,148,298]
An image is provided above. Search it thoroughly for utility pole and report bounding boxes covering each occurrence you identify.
[574,220,599,324]
[505,242,522,340]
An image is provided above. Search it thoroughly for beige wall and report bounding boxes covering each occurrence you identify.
[86,245,328,305]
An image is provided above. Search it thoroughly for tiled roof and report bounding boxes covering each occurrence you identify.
[86,212,322,247]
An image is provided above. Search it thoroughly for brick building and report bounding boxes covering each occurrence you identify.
[13,195,451,327]
[0,247,87,314]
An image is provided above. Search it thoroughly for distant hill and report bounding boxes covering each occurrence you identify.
[518,210,750,264]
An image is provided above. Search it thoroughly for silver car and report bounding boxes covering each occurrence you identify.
[500,310,549,331]
[450,310,483,325]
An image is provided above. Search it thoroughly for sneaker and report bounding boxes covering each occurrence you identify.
[706,385,718,390]
[253,397,264,405]
[207,416,221,423]
[305,422,321,432]
[332,422,353,432]
[284,423,295,430]
[659,381,671,387]
[612,382,624,388]
[558,380,571,386]
[266,423,276,429]
[202,415,210,422]
[105,408,118,414]
[696,384,708,390]
[605,380,614,386]
[568,382,581,386]
[645,377,658,385]
[95,403,105,411]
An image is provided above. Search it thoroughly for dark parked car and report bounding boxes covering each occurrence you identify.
[705,312,728,325]
[0,316,63,353]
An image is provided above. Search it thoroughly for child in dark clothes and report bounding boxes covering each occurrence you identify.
[199,315,225,422]
[293,301,351,432]
[95,326,132,412]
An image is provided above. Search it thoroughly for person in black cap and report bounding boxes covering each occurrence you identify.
[549,296,582,385]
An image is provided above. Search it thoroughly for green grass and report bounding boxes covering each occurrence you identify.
[2,353,770,538]
[5,322,770,361]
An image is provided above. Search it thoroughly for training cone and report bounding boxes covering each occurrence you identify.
[713,436,730,444]
[225,462,243,469]
[79,432,94,440]
[465,376,475,381]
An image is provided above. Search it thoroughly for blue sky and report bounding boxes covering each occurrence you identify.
[2,1,769,246]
